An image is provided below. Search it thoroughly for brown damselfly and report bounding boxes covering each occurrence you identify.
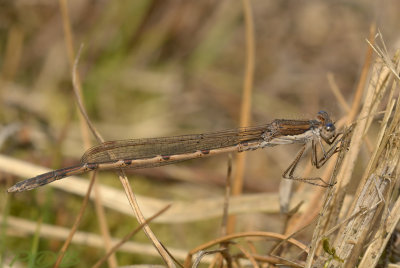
[8,111,342,192]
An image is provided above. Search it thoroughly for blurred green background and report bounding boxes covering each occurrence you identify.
[1,0,400,267]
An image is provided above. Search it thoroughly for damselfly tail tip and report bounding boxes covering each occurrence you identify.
[7,184,20,193]
[7,180,32,193]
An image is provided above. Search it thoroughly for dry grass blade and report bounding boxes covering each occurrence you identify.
[184,231,308,267]
[367,31,400,82]
[304,125,354,267]
[53,171,97,267]
[310,45,394,259]
[192,249,227,268]
[312,48,400,267]
[69,45,176,267]
[92,204,172,268]
[235,243,259,268]
[1,215,190,260]
[220,154,233,236]
[228,0,255,234]
[358,180,400,266]
[57,0,116,265]
[327,72,350,112]
[346,23,376,125]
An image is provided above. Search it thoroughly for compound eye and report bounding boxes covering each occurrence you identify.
[325,123,335,131]
[317,111,330,122]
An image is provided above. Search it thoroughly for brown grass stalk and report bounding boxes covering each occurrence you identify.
[310,46,400,267]
[227,0,255,234]
[56,6,177,264]
[69,47,176,267]
[92,204,172,268]
[184,231,308,267]
[56,0,117,266]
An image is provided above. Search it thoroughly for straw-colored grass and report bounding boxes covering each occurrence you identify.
[2,2,400,268]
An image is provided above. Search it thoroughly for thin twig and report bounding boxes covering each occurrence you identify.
[235,243,259,268]
[227,0,255,234]
[92,204,172,268]
[70,46,176,267]
[53,171,97,267]
[327,72,350,112]
[221,154,232,236]
[184,231,308,267]
[56,0,116,265]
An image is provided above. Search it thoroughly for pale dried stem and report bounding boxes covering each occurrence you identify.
[228,0,255,233]
[313,47,400,267]
[92,204,172,268]
[56,0,116,266]
[68,45,176,267]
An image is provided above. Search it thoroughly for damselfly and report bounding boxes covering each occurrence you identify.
[8,111,342,192]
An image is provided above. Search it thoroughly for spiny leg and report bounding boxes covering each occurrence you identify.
[313,133,344,169]
[282,144,330,187]
[324,132,343,145]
